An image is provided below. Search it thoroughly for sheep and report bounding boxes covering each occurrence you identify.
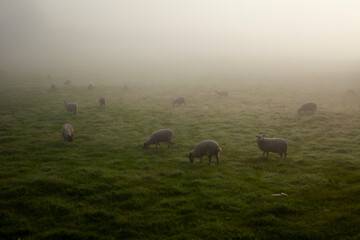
[64,101,78,115]
[61,123,74,142]
[215,90,228,96]
[347,89,357,96]
[124,82,128,91]
[189,140,222,165]
[64,80,71,85]
[99,97,106,106]
[256,134,287,160]
[50,83,57,91]
[88,83,93,90]
[297,102,317,114]
[172,96,185,106]
[144,129,174,149]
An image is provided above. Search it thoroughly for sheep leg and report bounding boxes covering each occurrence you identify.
[284,152,287,160]
[279,153,283,160]
[208,156,211,166]
[266,152,269,157]
[262,151,265,156]
[200,156,203,163]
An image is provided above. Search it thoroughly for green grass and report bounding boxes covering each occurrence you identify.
[1,77,360,239]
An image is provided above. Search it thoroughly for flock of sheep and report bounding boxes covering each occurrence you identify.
[54,80,356,165]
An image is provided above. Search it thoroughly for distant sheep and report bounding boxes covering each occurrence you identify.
[51,83,57,91]
[88,83,93,90]
[99,97,106,106]
[298,102,317,114]
[173,97,185,106]
[256,134,287,160]
[61,123,74,142]
[144,129,174,149]
[64,101,78,115]
[124,83,128,91]
[215,90,228,96]
[347,89,357,96]
[189,140,222,165]
[64,80,71,85]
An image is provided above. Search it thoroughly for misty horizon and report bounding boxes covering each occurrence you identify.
[0,0,359,82]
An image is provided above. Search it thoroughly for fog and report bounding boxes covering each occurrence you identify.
[1,0,359,83]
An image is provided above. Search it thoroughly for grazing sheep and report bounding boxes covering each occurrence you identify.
[88,83,93,90]
[124,83,128,91]
[189,140,222,165]
[99,97,106,106]
[347,89,357,96]
[298,102,317,114]
[64,80,71,85]
[61,123,74,142]
[215,90,228,96]
[64,101,78,115]
[144,129,174,149]
[173,96,185,106]
[51,83,57,91]
[256,134,287,160]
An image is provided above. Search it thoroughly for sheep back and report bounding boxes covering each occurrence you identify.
[298,102,317,113]
[144,129,174,148]
[257,137,287,154]
[215,90,228,96]
[190,140,222,158]
[173,97,185,106]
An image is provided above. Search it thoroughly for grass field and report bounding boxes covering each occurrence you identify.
[1,77,360,239]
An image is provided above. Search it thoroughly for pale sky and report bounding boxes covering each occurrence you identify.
[0,0,359,76]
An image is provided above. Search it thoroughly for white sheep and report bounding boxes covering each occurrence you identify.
[215,90,228,96]
[61,123,74,142]
[256,134,288,160]
[144,129,174,149]
[99,97,106,106]
[172,97,185,106]
[64,101,78,115]
[189,140,222,165]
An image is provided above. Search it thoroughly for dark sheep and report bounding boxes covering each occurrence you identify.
[173,97,185,106]
[99,97,106,106]
[298,102,317,114]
